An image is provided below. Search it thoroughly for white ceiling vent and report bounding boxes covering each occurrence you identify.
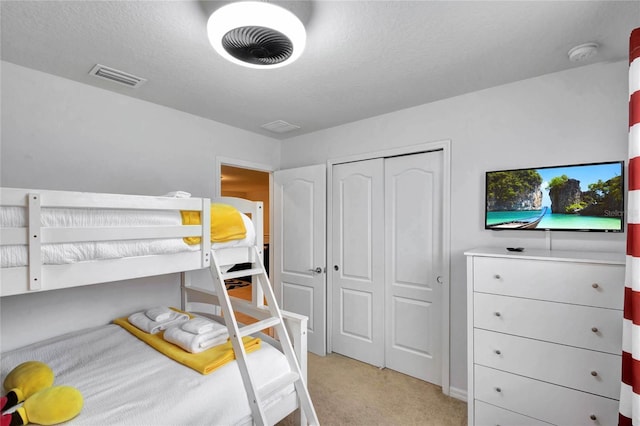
[261,120,301,134]
[89,64,147,88]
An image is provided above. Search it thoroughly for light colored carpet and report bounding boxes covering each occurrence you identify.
[279,352,467,426]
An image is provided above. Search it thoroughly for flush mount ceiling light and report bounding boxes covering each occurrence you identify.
[568,42,599,62]
[207,1,306,69]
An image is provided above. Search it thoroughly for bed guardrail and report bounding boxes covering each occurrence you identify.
[1,188,212,296]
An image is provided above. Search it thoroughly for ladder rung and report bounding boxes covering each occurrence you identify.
[222,268,264,280]
[258,372,300,402]
[238,317,281,337]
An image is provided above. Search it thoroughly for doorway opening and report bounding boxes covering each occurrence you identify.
[220,164,271,276]
[219,164,272,330]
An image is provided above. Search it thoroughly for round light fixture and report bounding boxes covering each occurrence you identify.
[567,43,599,63]
[207,1,306,69]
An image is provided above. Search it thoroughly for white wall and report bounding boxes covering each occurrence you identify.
[280,61,629,395]
[1,60,629,391]
[0,61,281,351]
[1,62,279,196]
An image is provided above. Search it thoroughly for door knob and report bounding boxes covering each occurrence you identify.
[334,265,339,271]
[308,267,322,274]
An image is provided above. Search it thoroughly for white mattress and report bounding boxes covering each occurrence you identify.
[0,323,292,425]
[0,207,256,267]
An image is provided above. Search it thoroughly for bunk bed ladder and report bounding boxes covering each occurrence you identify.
[209,246,319,426]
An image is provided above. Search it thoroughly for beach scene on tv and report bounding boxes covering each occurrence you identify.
[485,162,623,231]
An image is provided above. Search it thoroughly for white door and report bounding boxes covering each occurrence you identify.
[330,151,443,383]
[330,159,385,367]
[384,151,443,384]
[273,164,326,355]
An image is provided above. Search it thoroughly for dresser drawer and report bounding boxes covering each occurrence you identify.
[474,400,551,426]
[475,365,619,425]
[474,293,622,354]
[473,256,623,309]
[474,329,621,399]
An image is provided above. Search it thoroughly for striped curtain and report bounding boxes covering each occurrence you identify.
[620,27,640,426]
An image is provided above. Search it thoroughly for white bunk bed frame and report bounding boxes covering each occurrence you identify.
[0,187,315,425]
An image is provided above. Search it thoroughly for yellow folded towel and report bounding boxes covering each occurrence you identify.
[181,203,247,245]
[114,314,261,375]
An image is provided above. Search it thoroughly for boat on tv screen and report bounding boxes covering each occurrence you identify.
[485,162,623,232]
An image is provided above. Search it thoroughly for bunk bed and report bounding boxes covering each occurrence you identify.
[0,187,316,425]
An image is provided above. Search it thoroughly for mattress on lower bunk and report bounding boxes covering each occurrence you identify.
[0,206,256,267]
[0,323,293,425]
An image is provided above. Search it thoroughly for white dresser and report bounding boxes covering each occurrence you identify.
[465,247,625,425]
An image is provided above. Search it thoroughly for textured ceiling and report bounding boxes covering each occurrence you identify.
[1,1,639,139]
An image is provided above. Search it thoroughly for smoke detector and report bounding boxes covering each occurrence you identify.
[207,1,306,69]
[567,43,599,62]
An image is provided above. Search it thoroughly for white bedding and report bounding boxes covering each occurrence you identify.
[0,207,256,267]
[0,323,292,425]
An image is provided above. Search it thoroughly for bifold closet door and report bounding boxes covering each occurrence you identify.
[384,151,443,384]
[331,151,443,384]
[331,158,385,367]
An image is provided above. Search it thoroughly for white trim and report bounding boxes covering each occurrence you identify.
[326,139,452,395]
[441,140,452,396]
[448,386,468,402]
[326,164,335,355]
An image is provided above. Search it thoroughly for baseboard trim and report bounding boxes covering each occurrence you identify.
[449,386,467,402]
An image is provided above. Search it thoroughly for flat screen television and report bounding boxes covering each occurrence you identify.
[485,161,624,232]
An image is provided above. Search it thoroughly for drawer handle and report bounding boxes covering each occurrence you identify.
[494,349,501,355]
[494,274,501,280]
[494,312,501,317]
[591,327,599,333]
[590,414,597,421]
[591,371,598,377]
[592,283,599,289]
[495,387,502,393]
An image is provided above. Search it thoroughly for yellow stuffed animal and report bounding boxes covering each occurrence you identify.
[1,362,83,426]
[2,386,83,426]
[1,362,54,412]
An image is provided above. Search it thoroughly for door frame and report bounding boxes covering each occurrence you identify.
[326,139,451,395]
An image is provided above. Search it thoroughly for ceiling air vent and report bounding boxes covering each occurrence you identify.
[261,120,301,134]
[89,64,147,88]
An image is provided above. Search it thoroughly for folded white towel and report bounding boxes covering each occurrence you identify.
[164,323,229,353]
[181,317,219,335]
[145,306,172,322]
[128,310,189,334]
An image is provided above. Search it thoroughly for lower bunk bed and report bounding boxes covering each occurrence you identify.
[0,187,316,425]
[1,315,299,425]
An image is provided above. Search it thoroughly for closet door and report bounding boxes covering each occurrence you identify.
[384,151,443,384]
[331,159,385,367]
[330,151,444,383]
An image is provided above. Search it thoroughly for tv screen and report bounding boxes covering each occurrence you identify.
[485,161,624,232]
